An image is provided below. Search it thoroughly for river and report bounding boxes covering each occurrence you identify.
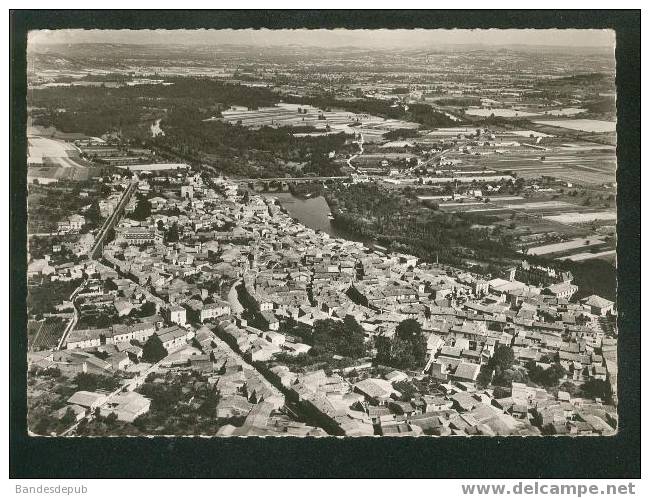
[263,192,370,243]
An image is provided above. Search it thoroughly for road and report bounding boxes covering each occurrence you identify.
[346,133,364,171]
[227,279,245,315]
[231,176,350,183]
[54,283,85,351]
[88,180,138,259]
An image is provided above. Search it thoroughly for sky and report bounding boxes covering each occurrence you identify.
[29,28,615,49]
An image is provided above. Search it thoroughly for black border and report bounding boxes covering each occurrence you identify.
[10,10,640,479]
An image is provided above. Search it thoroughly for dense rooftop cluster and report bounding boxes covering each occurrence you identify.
[27,170,617,436]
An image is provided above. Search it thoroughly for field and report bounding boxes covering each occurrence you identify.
[28,316,70,351]
[465,108,539,118]
[558,249,617,262]
[543,211,617,224]
[27,134,95,183]
[474,138,616,185]
[526,237,607,256]
[219,103,418,143]
[27,136,92,169]
[531,119,617,133]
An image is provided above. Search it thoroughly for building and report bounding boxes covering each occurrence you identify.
[516,261,573,287]
[546,281,578,300]
[166,305,187,326]
[58,214,86,232]
[581,295,615,316]
[66,328,110,349]
[67,391,107,412]
[185,300,231,323]
[116,226,157,245]
[259,311,280,331]
[156,326,191,353]
[108,322,156,344]
[353,378,397,405]
[99,391,151,422]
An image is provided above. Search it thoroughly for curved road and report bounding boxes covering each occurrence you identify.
[346,133,364,171]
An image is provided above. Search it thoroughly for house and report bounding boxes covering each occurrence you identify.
[109,322,156,344]
[259,311,279,331]
[581,295,615,316]
[66,328,109,349]
[422,395,453,412]
[165,305,187,326]
[116,226,157,245]
[156,326,191,353]
[353,378,397,405]
[264,331,286,346]
[67,391,107,412]
[109,351,131,371]
[58,214,86,232]
[99,391,151,422]
[185,300,231,323]
[451,362,481,383]
[385,370,409,384]
[216,395,253,419]
[389,401,417,417]
[546,282,578,300]
[68,214,86,230]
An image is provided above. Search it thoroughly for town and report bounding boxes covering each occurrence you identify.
[27,167,618,437]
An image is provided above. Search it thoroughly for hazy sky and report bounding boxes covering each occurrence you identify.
[29,28,615,49]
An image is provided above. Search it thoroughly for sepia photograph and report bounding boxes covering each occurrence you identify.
[9,7,642,482]
[22,26,622,438]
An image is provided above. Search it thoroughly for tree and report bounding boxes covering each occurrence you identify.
[105,412,119,427]
[142,334,168,363]
[559,381,580,397]
[340,315,367,358]
[198,391,220,418]
[543,363,567,387]
[490,345,515,371]
[165,222,180,243]
[581,378,612,401]
[311,318,367,359]
[476,364,494,389]
[527,362,566,387]
[60,408,77,426]
[74,372,122,392]
[132,195,152,221]
[374,321,427,371]
[139,301,157,317]
[395,318,422,342]
[85,200,102,226]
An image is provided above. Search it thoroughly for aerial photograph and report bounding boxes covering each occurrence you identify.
[24,28,619,438]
